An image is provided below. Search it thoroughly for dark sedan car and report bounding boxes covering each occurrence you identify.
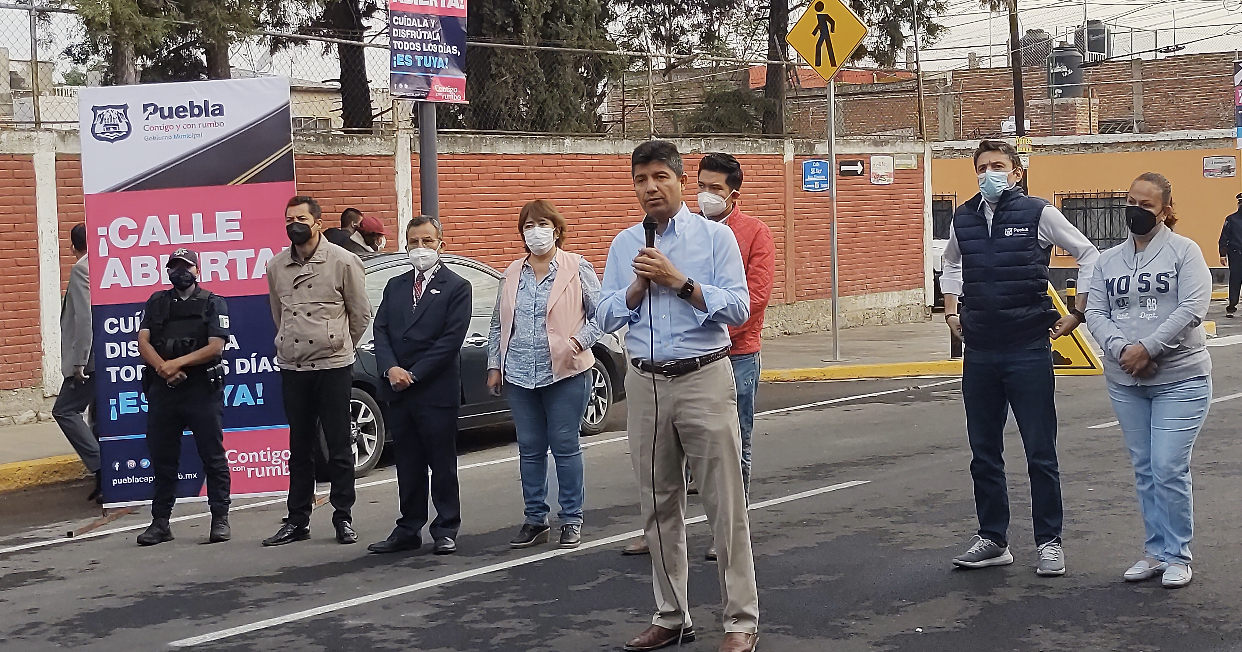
[345,252,627,476]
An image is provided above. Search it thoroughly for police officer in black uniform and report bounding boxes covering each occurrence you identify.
[135,248,233,546]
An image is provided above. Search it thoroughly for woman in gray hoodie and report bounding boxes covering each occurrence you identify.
[1085,172,1212,589]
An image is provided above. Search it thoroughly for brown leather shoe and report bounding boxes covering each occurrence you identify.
[718,632,759,652]
[622,537,650,556]
[623,624,695,651]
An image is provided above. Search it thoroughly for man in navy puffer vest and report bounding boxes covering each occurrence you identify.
[942,140,1100,577]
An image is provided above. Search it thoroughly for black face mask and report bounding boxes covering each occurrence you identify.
[168,268,196,291]
[287,222,313,246]
[1125,205,1159,236]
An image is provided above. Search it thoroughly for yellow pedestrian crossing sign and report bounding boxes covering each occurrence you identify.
[1047,283,1103,376]
[788,0,868,82]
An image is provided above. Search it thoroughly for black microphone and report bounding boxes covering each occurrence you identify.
[643,214,657,249]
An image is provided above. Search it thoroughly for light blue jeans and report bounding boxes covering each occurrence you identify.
[1107,375,1212,565]
[730,352,761,496]
[506,374,590,526]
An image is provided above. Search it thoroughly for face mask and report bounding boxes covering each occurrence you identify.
[168,268,196,291]
[977,170,1012,203]
[1125,205,1160,236]
[523,226,556,256]
[697,191,729,218]
[408,247,439,272]
[286,222,312,246]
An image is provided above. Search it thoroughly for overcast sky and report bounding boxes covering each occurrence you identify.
[917,0,1242,70]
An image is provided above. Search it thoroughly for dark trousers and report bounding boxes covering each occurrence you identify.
[1228,251,1242,309]
[146,378,230,519]
[962,340,1063,547]
[53,375,100,473]
[282,367,356,528]
[387,397,460,541]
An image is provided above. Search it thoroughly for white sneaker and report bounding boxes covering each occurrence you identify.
[1123,559,1168,582]
[1162,563,1192,588]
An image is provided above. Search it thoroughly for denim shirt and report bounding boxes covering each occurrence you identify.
[487,256,603,389]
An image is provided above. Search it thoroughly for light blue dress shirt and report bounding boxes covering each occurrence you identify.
[599,203,750,362]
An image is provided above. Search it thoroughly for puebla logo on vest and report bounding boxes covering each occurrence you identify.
[1002,226,1032,237]
[90,104,132,142]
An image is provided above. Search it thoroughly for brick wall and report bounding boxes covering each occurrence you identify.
[0,155,40,390]
[0,140,928,393]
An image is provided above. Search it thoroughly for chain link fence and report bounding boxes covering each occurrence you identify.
[1,2,1240,140]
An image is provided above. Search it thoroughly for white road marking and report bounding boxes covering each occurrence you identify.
[1208,335,1242,347]
[167,480,870,648]
[754,378,962,417]
[2,377,954,555]
[1087,391,1242,429]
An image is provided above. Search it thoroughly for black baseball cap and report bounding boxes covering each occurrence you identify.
[1235,192,1242,201]
[167,248,199,267]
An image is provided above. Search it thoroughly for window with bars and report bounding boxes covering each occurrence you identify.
[1056,192,1130,252]
[932,194,956,240]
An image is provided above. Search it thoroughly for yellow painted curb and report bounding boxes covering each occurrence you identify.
[0,455,89,494]
[1213,291,1228,300]
[760,360,964,382]
[1205,321,1217,336]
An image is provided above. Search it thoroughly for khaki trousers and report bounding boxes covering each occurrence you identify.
[625,358,760,634]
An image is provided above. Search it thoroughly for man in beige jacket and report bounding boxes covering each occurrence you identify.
[263,195,372,547]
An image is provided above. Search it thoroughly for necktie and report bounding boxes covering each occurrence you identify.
[413,271,425,306]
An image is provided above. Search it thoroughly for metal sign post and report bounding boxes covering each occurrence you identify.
[787,0,867,363]
[828,79,840,361]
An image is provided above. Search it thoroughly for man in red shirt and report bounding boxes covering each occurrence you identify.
[696,153,775,503]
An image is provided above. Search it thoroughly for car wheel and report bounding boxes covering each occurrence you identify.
[351,388,385,478]
[580,360,613,436]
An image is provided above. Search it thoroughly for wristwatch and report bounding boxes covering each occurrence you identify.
[1069,308,1086,323]
[944,312,959,321]
[677,278,696,301]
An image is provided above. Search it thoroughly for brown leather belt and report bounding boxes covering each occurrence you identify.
[631,347,730,378]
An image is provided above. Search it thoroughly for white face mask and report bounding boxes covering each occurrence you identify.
[523,226,556,256]
[408,247,439,272]
[697,191,729,218]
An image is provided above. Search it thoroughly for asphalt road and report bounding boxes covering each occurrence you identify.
[4,322,1242,651]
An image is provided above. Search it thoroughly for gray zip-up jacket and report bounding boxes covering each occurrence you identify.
[1085,225,1212,386]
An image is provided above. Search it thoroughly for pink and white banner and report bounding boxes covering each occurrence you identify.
[79,77,297,506]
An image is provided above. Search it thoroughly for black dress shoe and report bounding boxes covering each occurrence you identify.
[433,537,457,555]
[209,514,231,543]
[136,519,173,546]
[262,522,310,547]
[87,471,102,504]
[510,523,550,548]
[367,533,421,554]
[335,521,358,544]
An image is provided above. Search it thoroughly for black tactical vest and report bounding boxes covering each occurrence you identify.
[147,288,217,368]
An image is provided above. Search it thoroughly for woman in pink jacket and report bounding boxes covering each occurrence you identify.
[487,200,602,550]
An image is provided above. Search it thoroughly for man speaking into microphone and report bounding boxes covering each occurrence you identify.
[600,140,759,652]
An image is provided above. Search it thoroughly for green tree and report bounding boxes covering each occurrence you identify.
[274,1,380,132]
[441,0,622,133]
[66,0,175,84]
[613,0,741,78]
[688,86,775,134]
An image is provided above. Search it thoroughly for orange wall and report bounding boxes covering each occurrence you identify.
[933,148,1242,267]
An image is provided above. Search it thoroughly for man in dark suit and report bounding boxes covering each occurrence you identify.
[367,214,472,555]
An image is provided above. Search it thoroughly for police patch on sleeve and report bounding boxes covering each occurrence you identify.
[219,315,230,329]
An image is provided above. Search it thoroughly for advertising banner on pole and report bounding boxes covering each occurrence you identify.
[389,0,468,103]
[78,77,296,506]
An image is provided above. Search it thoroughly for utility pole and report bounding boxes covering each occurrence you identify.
[911,0,927,140]
[1007,0,1025,140]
